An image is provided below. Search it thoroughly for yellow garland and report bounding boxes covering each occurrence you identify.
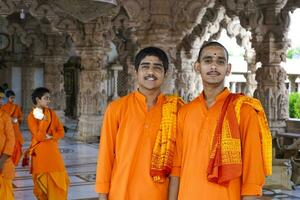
[151,95,184,182]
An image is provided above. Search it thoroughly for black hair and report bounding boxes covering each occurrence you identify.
[0,86,4,94]
[31,87,50,105]
[5,90,15,97]
[197,41,229,62]
[134,47,169,73]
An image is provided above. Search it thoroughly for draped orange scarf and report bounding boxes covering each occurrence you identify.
[150,96,184,182]
[207,93,272,185]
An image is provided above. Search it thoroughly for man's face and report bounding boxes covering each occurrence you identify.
[195,45,231,86]
[136,55,165,93]
[36,93,51,108]
[8,96,15,103]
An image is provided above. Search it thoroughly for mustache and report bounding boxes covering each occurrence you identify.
[207,71,221,75]
[144,75,158,80]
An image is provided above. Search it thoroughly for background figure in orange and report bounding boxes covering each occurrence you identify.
[169,41,272,200]
[96,47,183,200]
[2,90,24,166]
[27,87,69,200]
[0,90,15,200]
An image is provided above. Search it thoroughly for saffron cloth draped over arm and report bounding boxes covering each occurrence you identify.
[207,94,272,185]
[150,96,184,182]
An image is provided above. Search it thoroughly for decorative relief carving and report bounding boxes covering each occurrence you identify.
[254,66,289,130]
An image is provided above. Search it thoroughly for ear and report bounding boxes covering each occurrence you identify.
[35,97,40,104]
[226,63,232,76]
[194,61,201,73]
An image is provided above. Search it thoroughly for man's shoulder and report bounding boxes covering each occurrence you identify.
[108,92,134,109]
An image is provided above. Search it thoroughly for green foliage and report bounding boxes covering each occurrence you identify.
[287,48,300,59]
[289,92,300,118]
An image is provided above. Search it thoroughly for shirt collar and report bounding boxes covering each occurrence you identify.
[134,90,165,105]
[199,87,230,103]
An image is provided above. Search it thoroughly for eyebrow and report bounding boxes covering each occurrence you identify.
[140,61,163,66]
[201,55,226,61]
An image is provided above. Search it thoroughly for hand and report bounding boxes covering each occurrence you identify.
[33,107,44,120]
[11,117,18,124]
[99,193,108,200]
[45,134,53,140]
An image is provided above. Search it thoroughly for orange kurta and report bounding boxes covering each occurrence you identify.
[27,108,66,174]
[2,102,24,165]
[0,109,15,179]
[96,91,171,200]
[173,89,265,200]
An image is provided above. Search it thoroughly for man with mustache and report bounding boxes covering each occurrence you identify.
[168,41,272,200]
[95,47,184,200]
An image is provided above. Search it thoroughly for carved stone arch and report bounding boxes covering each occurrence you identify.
[29,0,59,21]
[6,23,31,47]
[0,0,15,17]
[178,6,226,60]
[122,0,147,27]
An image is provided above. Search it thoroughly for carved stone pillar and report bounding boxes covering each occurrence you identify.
[43,56,68,123]
[244,51,257,97]
[70,17,111,142]
[231,82,237,93]
[252,1,290,135]
[288,74,298,93]
[21,66,35,116]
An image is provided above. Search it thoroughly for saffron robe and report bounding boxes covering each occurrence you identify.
[96,91,171,200]
[0,109,15,199]
[27,108,69,199]
[2,102,24,165]
[173,89,266,200]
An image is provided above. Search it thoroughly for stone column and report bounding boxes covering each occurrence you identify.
[244,53,257,97]
[22,65,36,116]
[70,17,111,142]
[288,74,298,93]
[231,82,237,93]
[43,56,68,123]
[251,1,290,135]
[111,63,123,100]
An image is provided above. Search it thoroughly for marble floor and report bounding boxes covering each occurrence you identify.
[14,130,99,200]
[12,130,300,200]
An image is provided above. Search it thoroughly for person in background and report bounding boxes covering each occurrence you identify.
[2,90,24,166]
[27,87,69,200]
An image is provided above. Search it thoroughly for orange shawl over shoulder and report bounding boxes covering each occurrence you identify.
[207,93,272,185]
[150,96,184,182]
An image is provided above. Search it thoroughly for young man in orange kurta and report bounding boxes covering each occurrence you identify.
[169,42,272,200]
[96,47,183,200]
[2,90,24,166]
[0,91,15,200]
[27,87,69,200]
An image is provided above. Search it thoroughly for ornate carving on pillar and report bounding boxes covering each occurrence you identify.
[250,1,290,135]
[244,50,257,96]
[70,17,112,142]
[254,67,289,134]
[111,7,137,95]
[0,0,15,17]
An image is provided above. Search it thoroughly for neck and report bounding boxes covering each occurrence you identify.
[138,88,161,110]
[202,82,225,108]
